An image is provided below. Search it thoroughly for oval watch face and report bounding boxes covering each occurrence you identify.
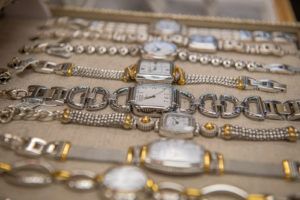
[147,139,204,165]
[102,166,147,192]
[143,41,177,60]
[154,19,181,34]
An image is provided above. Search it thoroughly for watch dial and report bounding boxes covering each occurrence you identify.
[139,60,172,75]
[147,139,204,165]
[134,84,173,108]
[164,115,193,133]
[143,41,177,57]
[102,166,147,191]
[190,35,216,43]
[154,19,181,34]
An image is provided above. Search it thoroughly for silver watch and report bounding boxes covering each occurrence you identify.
[111,83,196,117]
[150,19,186,36]
[2,133,300,180]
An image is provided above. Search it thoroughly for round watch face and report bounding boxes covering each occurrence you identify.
[154,19,181,35]
[102,166,147,192]
[143,41,177,60]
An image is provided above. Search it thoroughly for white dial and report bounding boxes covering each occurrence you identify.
[143,41,177,58]
[139,60,172,75]
[154,19,181,34]
[147,139,204,165]
[134,84,173,108]
[102,166,147,191]
[165,115,191,132]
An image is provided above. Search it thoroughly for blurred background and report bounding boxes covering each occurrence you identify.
[0,0,299,22]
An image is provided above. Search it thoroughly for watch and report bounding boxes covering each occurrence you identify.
[1,159,295,200]
[150,19,185,36]
[111,83,195,117]
[39,17,296,44]
[19,41,300,75]
[1,102,299,142]
[10,57,287,93]
[2,84,299,120]
[1,134,299,180]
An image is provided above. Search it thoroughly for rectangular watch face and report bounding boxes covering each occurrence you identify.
[133,83,173,109]
[135,60,174,83]
[188,35,217,53]
[159,112,195,139]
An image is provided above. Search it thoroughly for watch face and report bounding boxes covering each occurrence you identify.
[135,60,174,83]
[133,83,173,109]
[144,139,205,174]
[154,19,181,35]
[142,41,177,60]
[159,113,195,138]
[139,60,172,75]
[102,166,147,192]
[188,35,217,53]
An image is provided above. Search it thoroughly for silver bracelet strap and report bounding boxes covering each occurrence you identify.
[9,57,287,93]
[185,74,239,88]
[67,145,126,163]
[223,160,300,180]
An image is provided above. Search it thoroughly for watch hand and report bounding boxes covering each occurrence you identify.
[143,89,166,100]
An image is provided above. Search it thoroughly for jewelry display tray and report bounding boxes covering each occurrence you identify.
[0,5,300,199]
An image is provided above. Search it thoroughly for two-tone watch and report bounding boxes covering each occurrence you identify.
[10,57,286,93]
[19,41,300,75]
[1,134,299,180]
[1,160,297,200]
[2,104,299,142]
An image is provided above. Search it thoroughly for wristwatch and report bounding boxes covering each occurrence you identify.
[149,19,186,36]
[40,17,296,43]
[1,159,296,200]
[10,57,286,93]
[3,103,299,142]
[2,84,299,120]
[1,134,299,180]
[19,41,300,75]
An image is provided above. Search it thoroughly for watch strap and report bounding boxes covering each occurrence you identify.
[67,145,127,163]
[223,159,300,180]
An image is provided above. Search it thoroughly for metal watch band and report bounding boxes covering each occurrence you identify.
[1,105,299,142]
[1,85,299,121]
[10,57,286,93]
[1,159,296,200]
[1,134,299,180]
[67,145,127,163]
[18,42,300,75]
[224,160,286,178]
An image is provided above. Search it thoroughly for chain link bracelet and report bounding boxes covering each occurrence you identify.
[1,84,299,120]
[1,159,297,200]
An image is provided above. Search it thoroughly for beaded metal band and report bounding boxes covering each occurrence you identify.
[18,42,300,75]
[0,107,299,142]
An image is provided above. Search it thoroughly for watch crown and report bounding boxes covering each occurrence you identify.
[204,122,215,130]
[141,116,151,124]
